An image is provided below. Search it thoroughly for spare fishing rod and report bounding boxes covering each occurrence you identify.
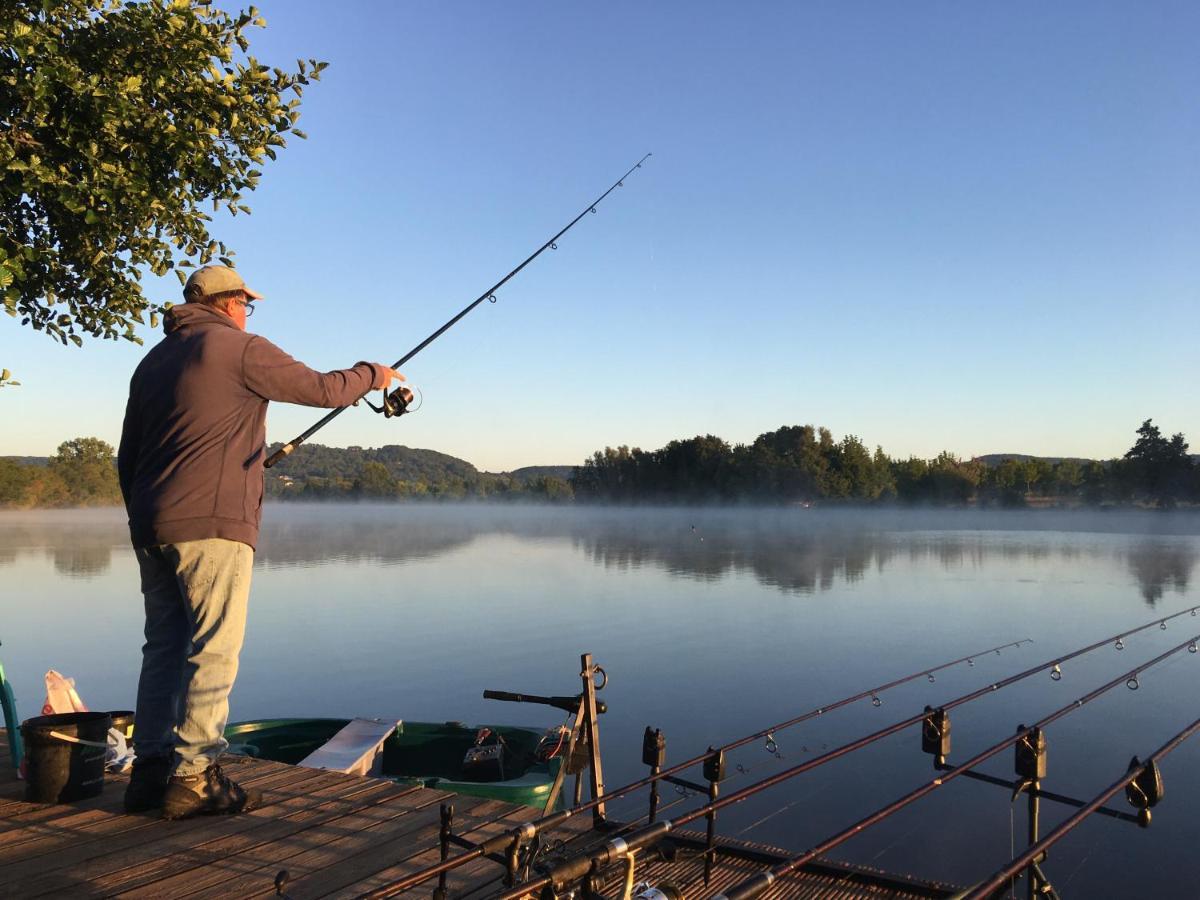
[960,714,1200,900]
[357,636,1031,898]
[716,632,1200,900]
[265,153,653,469]
[494,606,1199,900]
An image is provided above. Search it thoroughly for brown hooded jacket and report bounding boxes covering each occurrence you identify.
[118,303,382,549]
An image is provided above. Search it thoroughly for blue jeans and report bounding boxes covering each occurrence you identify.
[133,539,253,777]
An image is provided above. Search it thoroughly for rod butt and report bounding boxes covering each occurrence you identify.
[264,443,295,469]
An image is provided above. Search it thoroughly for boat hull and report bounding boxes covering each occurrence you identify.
[224,717,562,809]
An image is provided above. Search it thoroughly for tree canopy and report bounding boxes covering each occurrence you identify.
[1,0,324,358]
[1123,419,1193,508]
[0,435,120,506]
[572,420,1199,507]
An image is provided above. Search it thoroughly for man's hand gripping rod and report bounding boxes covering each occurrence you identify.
[265,153,652,469]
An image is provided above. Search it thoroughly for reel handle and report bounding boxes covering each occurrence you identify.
[364,384,415,418]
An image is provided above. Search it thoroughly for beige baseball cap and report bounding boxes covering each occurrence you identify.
[183,265,264,301]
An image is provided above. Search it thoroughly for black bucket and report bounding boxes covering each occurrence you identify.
[20,712,112,803]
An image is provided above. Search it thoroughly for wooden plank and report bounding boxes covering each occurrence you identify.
[0,754,275,833]
[323,803,569,900]
[64,776,411,898]
[262,797,522,900]
[0,759,311,865]
[157,785,474,899]
[114,782,456,899]
[0,775,129,829]
[10,769,371,898]
[0,757,298,845]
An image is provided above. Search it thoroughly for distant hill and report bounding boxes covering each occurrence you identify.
[259,442,576,500]
[502,465,575,483]
[4,449,578,484]
[975,454,1096,466]
[265,442,481,483]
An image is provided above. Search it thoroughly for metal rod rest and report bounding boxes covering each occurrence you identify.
[937,765,1140,825]
[493,610,1198,900]
[714,632,1200,900]
[961,714,1200,899]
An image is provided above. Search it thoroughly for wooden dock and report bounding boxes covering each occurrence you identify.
[1,734,958,898]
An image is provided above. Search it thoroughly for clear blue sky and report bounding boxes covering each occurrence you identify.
[3,1,1197,471]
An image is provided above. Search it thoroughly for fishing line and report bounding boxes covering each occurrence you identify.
[266,153,653,468]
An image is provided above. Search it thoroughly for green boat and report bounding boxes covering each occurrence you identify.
[224,717,566,809]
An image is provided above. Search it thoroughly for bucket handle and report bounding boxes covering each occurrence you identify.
[48,730,108,748]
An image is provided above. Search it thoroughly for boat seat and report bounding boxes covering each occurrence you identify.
[297,718,401,777]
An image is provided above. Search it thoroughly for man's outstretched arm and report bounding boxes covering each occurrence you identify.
[242,336,402,408]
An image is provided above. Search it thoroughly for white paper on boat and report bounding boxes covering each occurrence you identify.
[297,718,400,777]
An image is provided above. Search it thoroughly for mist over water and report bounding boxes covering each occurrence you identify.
[2,504,1199,895]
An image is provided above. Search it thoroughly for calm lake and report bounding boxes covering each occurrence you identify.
[3,504,1199,895]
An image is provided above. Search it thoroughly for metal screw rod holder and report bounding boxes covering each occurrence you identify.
[961,715,1200,900]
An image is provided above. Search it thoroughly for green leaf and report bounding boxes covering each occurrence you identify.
[2,2,325,349]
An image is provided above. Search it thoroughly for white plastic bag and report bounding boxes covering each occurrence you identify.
[105,727,134,773]
[42,669,89,715]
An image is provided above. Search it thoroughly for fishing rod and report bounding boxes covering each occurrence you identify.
[495,607,1199,899]
[960,714,1200,900]
[264,153,652,469]
[715,633,1200,900]
[358,637,1031,898]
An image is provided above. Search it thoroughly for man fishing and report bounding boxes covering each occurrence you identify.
[117,264,404,819]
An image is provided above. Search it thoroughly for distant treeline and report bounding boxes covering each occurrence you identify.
[572,420,1198,508]
[0,438,121,508]
[2,420,1194,509]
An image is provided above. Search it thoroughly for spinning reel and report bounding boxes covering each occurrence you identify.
[360,384,417,419]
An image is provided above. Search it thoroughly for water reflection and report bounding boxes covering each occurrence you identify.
[257,515,475,568]
[1128,540,1197,606]
[0,512,127,580]
[1,507,1197,605]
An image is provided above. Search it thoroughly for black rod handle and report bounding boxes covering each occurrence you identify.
[483,690,583,714]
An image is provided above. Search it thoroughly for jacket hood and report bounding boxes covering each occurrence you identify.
[163,302,239,335]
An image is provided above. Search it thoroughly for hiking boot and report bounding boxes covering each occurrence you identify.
[160,763,262,820]
[123,755,173,813]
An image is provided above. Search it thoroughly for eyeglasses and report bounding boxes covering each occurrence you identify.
[235,297,256,318]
